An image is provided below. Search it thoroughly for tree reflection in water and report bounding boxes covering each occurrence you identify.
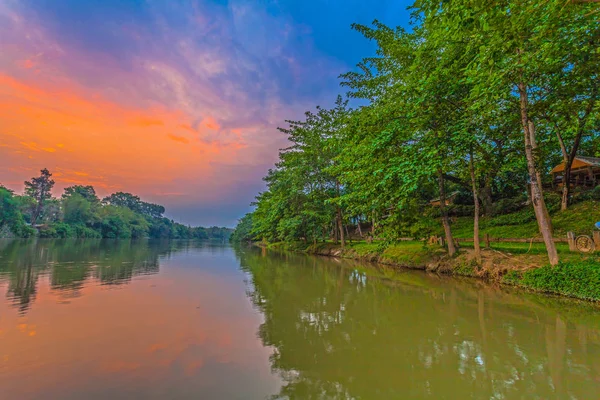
[0,239,213,314]
[236,246,600,400]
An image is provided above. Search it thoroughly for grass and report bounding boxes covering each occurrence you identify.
[451,200,600,239]
[458,241,581,256]
[379,241,444,267]
[503,260,600,301]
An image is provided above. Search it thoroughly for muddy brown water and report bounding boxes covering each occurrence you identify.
[0,239,599,399]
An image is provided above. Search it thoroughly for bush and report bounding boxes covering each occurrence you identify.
[574,186,600,203]
[503,261,600,301]
[73,225,102,238]
[488,208,536,226]
[453,190,475,206]
[38,225,58,238]
[544,192,561,213]
[593,186,600,201]
[15,225,36,238]
[492,195,527,215]
[54,223,75,238]
[448,204,475,217]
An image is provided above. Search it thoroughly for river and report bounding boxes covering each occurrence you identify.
[0,239,599,399]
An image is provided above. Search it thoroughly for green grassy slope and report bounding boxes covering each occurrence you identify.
[451,201,599,239]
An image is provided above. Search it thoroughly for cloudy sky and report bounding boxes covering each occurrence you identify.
[0,0,411,227]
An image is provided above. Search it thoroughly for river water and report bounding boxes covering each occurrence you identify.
[0,239,599,399]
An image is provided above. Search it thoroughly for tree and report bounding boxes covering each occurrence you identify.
[103,192,165,219]
[102,192,142,211]
[63,193,96,225]
[63,185,100,204]
[415,0,571,265]
[24,168,55,226]
[251,98,351,245]
[536,6,600,210]
[0,186,28,236]
[231,213,254,243]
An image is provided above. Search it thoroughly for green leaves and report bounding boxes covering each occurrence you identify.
[237,0,600,247]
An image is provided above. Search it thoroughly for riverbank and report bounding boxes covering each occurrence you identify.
[258,240,600,302]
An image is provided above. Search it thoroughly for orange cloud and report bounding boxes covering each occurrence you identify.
[0,73,247,200]
[167,133,189,144]
[201,116,220,131]
[179,123,196,133]
[131,117,164,127]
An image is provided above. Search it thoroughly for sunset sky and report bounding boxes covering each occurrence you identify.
[0,0,410,226]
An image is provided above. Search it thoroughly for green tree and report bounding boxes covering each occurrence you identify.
[102,192,142,211]
[0,186,30,236]
[63,185,100,204]
[63,193,96,225]
[231,213,254,243]
[24,168,55,226]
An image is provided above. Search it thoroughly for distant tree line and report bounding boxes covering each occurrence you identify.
[0,168,231,240]
[233,0,600,266]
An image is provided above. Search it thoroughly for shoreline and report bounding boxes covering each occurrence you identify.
[255,241,600,303]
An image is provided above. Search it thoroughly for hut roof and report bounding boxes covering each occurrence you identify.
[551,156,600,174]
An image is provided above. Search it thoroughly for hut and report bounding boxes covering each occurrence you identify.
[429,191,460,207]
[551,156,600,189]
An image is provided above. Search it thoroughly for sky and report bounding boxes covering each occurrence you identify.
[0,0,412,227]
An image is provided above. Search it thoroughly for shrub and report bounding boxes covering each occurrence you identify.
[54,223,75,238]
[488,208,536,226]
[492,195,528,215]
[448,204,475,217]
[544,192,561,213]
[503,261,600,301]
[38,225,58,238]
[73,225,102,238]
[574,186,600,203]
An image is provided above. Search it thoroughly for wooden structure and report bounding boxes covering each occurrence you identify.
[551,156,600,189]
[429,191,460,207]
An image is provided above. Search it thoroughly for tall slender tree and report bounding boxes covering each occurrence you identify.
[24,168,54,226]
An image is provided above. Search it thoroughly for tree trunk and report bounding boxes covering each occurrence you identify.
[518,81,559,265]
[438,170,456,257]
[357,217,363,238]
[556,130,571,211]
[335,180,345,249]
[337,207,345,249]
[371,211,375,236]
[559,76,597,211]
[333,220,338,244]
[559,128,586,211]
[479,177,494,217]
[529,121,553,236]
[469,151,482,263]
[30,199,42,226]
[561,164,571,211]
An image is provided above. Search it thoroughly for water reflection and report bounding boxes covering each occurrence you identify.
[2,241,600,399]
[236,247,600,400]
[0,239,217,314]
[0,240,278,400]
